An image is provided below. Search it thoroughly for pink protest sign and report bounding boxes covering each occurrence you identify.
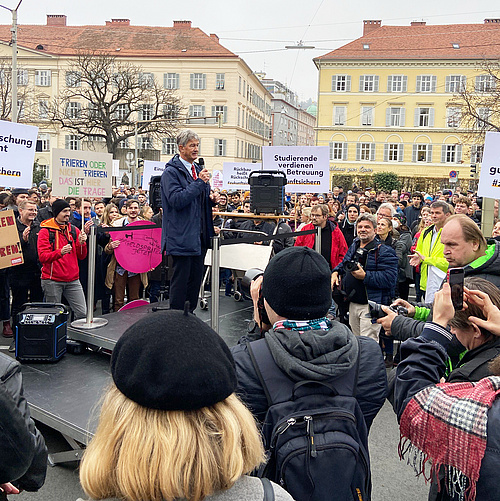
[109,221,162,273]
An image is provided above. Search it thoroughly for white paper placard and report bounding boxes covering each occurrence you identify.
[222,162,261,190]
[478,131,500,199]
[142,160,166,190]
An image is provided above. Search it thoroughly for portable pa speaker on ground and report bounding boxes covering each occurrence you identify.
[16,303,69,363]
[248,170,287,215]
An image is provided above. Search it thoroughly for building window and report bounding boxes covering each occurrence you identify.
[356,142,375,161]
[446,75,465,93]
[329,142,347,160]
[189,105,205,117]
[38,133,50,151]
[238,76,241,93]
[477,107,490,129]
[66,102,81,119]
[412,144,432,162]
[414,107,434,127]
[446,107,461,128]
[385,143,403,161]
[359,75,379,92]
[237,107,240,126]
[38,164,49,179]
[35,70,51,86]
[387,75,407,93]
[361,106,373,126]
[190,73,206,90]
[162,137,177,155]
[65,134,80,150]
[17,69,28,86]
[386,107,405,127]
[163,73,180,89]
[214,138,226,156]
[114,103,129,121]
[332,75,351,92]
[441,144,462,163]
[475,75,496,92]
[416,75,436,92]
[212,105,227,123]
[471,145,484,164]
[333,106,347,125]
[138,72,155,87]
[163,104,179,119]
[66,71,81,88]
[137,136,153,150]
[38,100,49,119]
[118,138,129,148]
[215,73,225,90]
[139,104,154,121]
[86,135,105,143]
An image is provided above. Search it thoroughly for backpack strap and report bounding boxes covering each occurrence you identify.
[452,344,500,380]
[261,478,275,501]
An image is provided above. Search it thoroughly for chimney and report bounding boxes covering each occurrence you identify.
[47,14,67,27]
[411,21,426,26]
[105,19,131,26]
[363,20,381,36]
[173,20,192,29]
[484,18,500,24]
[210,33,219,43]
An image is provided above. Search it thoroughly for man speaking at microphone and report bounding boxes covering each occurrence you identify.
[161,130,219,312]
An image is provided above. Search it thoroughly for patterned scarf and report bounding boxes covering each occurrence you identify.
[399,376,500,501]
[273,317,332,332]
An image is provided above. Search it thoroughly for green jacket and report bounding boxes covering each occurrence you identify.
[414,224,448,291]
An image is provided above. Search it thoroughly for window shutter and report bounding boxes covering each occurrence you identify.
[456,145,462,163]
[214,139,218,156]
[189,105,193,117]
[387,75,392,92]
[223,106,228,123]
[202,74,206,89]
[441,145,447,163]
[211,106,215,118]
[400,108,406,127]
[223,140,227,156]
[398,143,404,162]
[414,108,420,127]
[359,75,365,92]
[429,108,435,127]
[175,74,180,89]
[431,76,437,92]
[343,142,348,160]
[386,108,391,126]
[370,143,376,161]
[35,71,40,86]
[460,76,466,92]
[201,106,205,117]
[402,76,408,92]
[332,75,337,91]
[65,135,70,149]
[471,145,477,163]
[190,74,194,89]
[475,76,480,91]
[383,144,389,162]
[374,76,379,92]
[329,142,333,160]
[412,144,418,162]
[427,145,433,163]
[445,76,451,93]
[416,76,422,93]
[346,76,351,91]
[356,143,361,161]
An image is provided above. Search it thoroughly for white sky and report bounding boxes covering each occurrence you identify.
[5,0,500,102]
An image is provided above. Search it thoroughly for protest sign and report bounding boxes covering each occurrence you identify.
[478,131,500,199]
[262,146,329,193]
[109,221,162,273]
[0,120,38,188]
[223,162,261,190]
[212,169,223,190]
[0,210,23,270]
[142,161,165,190]
[112,160,120,178]
[51,149,113,198]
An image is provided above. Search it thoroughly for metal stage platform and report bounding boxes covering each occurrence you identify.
[17,295,254,465]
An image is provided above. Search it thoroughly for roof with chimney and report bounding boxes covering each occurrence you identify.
[0,15,235,58]
[315,19,500,62]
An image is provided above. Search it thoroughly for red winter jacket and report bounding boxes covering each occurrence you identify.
[294,221,348,269]
[37,218,87,282]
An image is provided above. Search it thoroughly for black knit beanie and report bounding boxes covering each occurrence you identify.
[262,246,332,320]
[110,310,237,411]
[52,199,70,218]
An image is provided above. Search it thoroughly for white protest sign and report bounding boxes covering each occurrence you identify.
[0,120,38,188]
[51,149,113,198]
[223,162,261,190]
[212,169,223,190]
[478,131,500,199]
[262,146,329,193]
[142,160,165,190]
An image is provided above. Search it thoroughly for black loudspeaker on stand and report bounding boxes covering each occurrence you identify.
[248,170,287,215]
[16,303,69,363]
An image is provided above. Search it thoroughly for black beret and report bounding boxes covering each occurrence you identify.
[12,188,29,196]
[110,310,237,411]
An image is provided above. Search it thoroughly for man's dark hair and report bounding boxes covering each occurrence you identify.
[412,192,423,202]
[126,199,140,209]
[430,200,453,214]
[74,198,92,209]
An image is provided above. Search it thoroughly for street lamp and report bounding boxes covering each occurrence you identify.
[0,0,23,123]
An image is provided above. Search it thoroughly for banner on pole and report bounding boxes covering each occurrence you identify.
[0,210,23,270]
[51,149,113,198]
[142,161,165,190]
[222,162,261,190]
[478,131,500,199]
[0,120,38,189]
[262,146,329,193]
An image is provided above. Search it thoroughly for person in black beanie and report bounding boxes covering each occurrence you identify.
[79,309,293,501]
[231,246,387,431]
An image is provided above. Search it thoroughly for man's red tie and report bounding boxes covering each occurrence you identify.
[191,164,197,180]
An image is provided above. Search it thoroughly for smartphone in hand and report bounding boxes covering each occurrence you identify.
[447,267,464,310]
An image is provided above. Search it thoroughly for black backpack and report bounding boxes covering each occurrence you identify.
[247,338,371,501]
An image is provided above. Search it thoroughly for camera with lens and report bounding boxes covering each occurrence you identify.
[344,247,367,273]
[367,300,408,320]
[242,268,270,326]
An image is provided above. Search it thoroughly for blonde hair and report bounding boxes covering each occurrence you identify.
[101,204,119,226]
[80,386,265,501]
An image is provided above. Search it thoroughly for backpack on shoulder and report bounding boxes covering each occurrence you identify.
[247,338,371,501]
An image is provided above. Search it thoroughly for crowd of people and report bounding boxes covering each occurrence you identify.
[3,134,500,500]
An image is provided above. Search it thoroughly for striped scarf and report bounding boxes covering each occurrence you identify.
[273,317,332,332]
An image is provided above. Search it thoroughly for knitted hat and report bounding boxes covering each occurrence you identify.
[262,247,331,321]
[52,199,70,218]
[393,213,407,226]
[110,310,237,411]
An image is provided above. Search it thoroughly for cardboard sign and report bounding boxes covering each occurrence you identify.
[51,149,113,198]
[223,162,261,190]
[0,210,23,269]
[478,132,500,199]
[0,120,38,189]
[142,161,166,190]
[262,146,329,193]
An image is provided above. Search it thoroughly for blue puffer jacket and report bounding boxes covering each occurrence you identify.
[333,237,398,305]
[393,324,500,501]
[160,155,214,255]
